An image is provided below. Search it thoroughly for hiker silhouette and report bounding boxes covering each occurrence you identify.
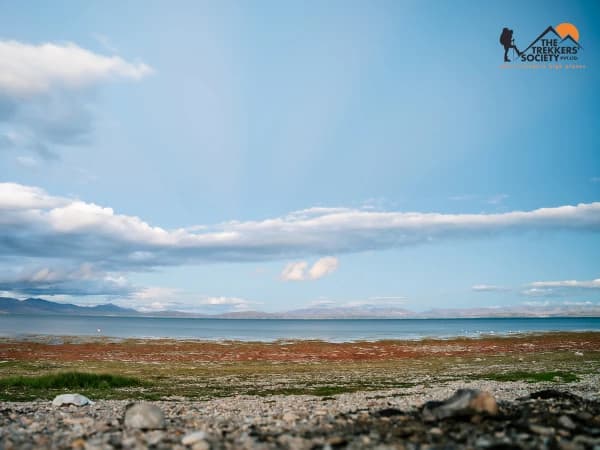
[500,28,522,62]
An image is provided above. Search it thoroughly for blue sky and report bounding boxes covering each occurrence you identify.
[0,0,599,313]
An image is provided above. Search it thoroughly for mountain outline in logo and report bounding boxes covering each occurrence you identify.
[500,23,583,63]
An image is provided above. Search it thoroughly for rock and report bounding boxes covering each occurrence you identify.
[191,441,210,450]
[377,408,404,417]
[422,389,498,421]
[181,431,207,446]
[124,403,166,430]
[558,415,576,430]
[529,424,555,436]
[282,412,298,422]
[327,436,347,447]
[529,390,582,402]
[145,430,165,445]
[51,393,94,407]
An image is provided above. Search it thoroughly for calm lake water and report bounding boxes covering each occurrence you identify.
[0,315,599,342]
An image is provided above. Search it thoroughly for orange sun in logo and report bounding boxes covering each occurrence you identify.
[555,23,579,41]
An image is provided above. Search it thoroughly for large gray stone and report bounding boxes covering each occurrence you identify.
[124,403,166,430]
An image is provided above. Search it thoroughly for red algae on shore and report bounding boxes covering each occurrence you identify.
[1,332,598,364]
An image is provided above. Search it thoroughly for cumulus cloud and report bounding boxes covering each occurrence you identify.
[280,261,309,281]
[0,39,152,160]
[472,284,510,292]
[281,257,339,281]
[308,256,339,280]
[0,40,151,96]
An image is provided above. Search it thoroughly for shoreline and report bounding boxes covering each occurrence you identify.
[2,329,600,346]
[2,331,600,362]
[2,331,599,402]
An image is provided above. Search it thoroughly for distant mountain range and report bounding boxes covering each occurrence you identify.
[1,297,599,319]
[0,297,138,316]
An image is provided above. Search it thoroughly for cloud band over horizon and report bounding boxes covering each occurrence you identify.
[2,183,600,272]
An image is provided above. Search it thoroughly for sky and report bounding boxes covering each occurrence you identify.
[0,0,599,314]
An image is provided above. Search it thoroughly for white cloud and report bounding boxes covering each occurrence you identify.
[194,296,259,312]
[280,261,309,281]
[1,183,600,272]
[472,284,510,292]
[126,288,256,313]
[523,300,551,306]
[308,256,339,280]
[0,263,131,296]
[0,182,66,209]
[281,257,339,281]
[521,288,556,297]
[199,296,250,308]
[0,40,152,97]
[0,39,151,161]
[529,278,600,289]
[132,287,180,301]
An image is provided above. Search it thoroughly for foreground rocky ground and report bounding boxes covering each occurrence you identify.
[2,377,600,450]
[2,333,600,448]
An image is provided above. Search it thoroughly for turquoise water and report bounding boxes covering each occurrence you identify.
[0,315,599,342]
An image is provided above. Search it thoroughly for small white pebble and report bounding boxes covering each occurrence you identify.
[182,431,207,446]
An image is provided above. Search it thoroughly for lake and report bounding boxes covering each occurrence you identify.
[1,314,599,342]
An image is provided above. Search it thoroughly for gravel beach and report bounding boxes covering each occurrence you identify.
[2,377,600,449]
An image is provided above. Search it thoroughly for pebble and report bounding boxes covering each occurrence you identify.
[182,431,208,445]
[529,424,556,436]
[422,389,498,421]
[282,412,298,422]
[558,415,576,430]
[124,403,166,430]
[52,393,94,407]
[191,441,210,450]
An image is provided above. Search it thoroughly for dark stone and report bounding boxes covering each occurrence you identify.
[529,390,582,402]
[376,408,404,417]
